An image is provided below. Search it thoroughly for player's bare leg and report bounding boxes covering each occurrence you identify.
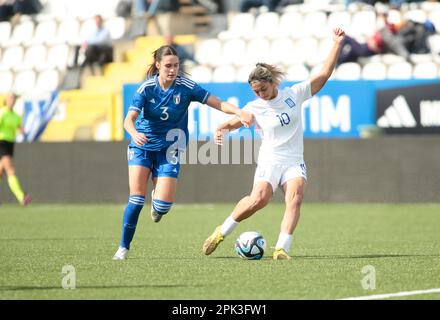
[273,177,306,260]
[203,182,272,255]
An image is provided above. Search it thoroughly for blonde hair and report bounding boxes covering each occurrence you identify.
[248,63,286,86]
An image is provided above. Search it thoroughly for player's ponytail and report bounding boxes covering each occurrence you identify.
[146,45,180,79]
[248,63,286,86]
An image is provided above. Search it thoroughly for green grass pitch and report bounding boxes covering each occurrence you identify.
[0,203,439,300]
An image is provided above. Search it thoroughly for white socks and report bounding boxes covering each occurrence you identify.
[275,232,293,252]
[220,216,239,236]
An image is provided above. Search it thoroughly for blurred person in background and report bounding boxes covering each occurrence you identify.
[72,15,113,76]
[0,93,32,207]
[112,45,253,260]
[0,0,41,22]
[203,28,346,261]
[239,0,282,12]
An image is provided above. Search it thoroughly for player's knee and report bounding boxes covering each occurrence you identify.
[286,192,303,209]
[250,192,271,210]
[152,198,173,215]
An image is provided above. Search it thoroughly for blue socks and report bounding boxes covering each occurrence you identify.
[120,195,145,250]
[152,199,173,215]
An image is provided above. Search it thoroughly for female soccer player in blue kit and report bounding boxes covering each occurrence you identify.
[113,45,252,260]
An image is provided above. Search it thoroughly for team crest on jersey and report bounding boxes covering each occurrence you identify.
[173,93,181,105]
[285,98,295,108]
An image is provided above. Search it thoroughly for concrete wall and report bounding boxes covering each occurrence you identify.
[1,136,439,204]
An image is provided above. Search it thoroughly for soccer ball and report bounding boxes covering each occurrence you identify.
[235,231,267,260]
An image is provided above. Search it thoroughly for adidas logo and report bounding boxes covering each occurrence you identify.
[173,168,177,173]
[377,95,417,128]
[150,98,155,103]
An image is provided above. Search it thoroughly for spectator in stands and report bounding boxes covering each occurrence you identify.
[164,34,199,73]
[203,28,346,261]
[0,0,41,22]
[239,0,282,12]
[133,0,180,16]
[112,45,253,260]
[73,15,113,76]
[0,93,32,207]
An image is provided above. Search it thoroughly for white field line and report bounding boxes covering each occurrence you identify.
[340,288,440,300]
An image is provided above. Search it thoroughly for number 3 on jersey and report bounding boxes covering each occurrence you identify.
[276,112,290,126]
[160,106,169,120]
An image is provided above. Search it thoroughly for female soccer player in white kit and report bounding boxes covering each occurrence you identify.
[203,28,346,260]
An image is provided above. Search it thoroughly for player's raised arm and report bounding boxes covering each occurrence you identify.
[310,28,345,96]
[214,117,247,145]
[205,95,253,128]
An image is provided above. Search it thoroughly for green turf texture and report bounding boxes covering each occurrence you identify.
[0,203,439,300]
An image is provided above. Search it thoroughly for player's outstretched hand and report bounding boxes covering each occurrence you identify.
[333,27,345,44]
[214,128,225,146]
[133,132,148,146]
[239,110,253,128]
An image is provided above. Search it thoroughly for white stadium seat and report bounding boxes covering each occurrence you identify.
[253,12,279,39]
[350,10,377,38]
[404,9,427,24]
[335,62,361,80]
[381,54,406,65]
[105,17,126,40]
[0,46,24,72]
[0,71,14,94]
[13,70,37,95]
[212,65,236,83]
[236,65,255,82]
[39,45,70,71]
[0,21,12,46]
[51,19,81,45]
[285,64,310,82]
[15,45,47,71]
[295,37,320,66]
[220,39,247,66]
[387,62,413,79]
[245,38,271,65]
[79,18,98,43]
[327,11,351,34]
[27,19,58,46]
[429,10,440,32]
[189,65,212,83]
[195,39,222,67]
[362,62,387,80]
[412,62,438,79]
[218,13,255,40]
[428,35,440,54]
[278,11,303,39]
[269,38,300,66]
[6,21,35,46]
[35,69,60,92]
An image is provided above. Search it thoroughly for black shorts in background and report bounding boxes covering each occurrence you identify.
[0,141,14,158]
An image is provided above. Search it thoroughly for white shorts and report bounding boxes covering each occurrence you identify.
[253,163,307,192]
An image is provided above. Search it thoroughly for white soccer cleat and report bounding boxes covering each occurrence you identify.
[112,247,129,260]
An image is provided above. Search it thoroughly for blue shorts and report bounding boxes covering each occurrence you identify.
[127,146,180,178]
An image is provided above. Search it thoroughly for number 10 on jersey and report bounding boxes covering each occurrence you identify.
[276,113,290,126]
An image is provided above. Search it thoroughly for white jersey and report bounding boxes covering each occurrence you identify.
[243,81,312,166]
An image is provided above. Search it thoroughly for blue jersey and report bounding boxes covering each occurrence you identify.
[128,75,210,151]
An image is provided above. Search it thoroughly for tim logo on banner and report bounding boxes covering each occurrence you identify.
[376,83,440,134]
[17,91,59,142]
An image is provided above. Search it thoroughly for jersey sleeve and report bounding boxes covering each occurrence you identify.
[129,90,147,114]
[289,81,312,103]
[190,83,210,104]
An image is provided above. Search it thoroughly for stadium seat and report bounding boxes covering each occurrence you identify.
[253,12,279,39]
[6,20,35,47]
[15,45,47,71]
[404,9,427,24]
[428,10,440,32]
[387,62,413,79]
[105,17,126,40]
[335,62,361,80]
[218,13,255,40]
[13,70,36,95]
[235,65,254,82]
[285,64,310,82]
[412,62,438,79]
[303,11,328,38]
[51,19,81,45]
[0,46,24,72]
[195,39,222,67]
[362,62,387,80]
[212,65,236,83]
[79,18,98,43]
[0,21,12,45]
[269,38,300,65]
[295,37,319,66]
[0,71,14,94]
[35,69,60,92]
[220,39,247,66]
[350,10,376,38]
[327,11,351,34]
[245,38,271,65]
[428,34,440,54]
[381,54,406,65]
[278,11,303,39]
[40,45,70,71]
[27,19,58,46]
[188,65,212,83]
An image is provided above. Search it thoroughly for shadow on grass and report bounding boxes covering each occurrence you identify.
[0,284,195,291]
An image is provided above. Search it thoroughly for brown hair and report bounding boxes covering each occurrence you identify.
[248,63,286,86]
[146,45,183,78]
